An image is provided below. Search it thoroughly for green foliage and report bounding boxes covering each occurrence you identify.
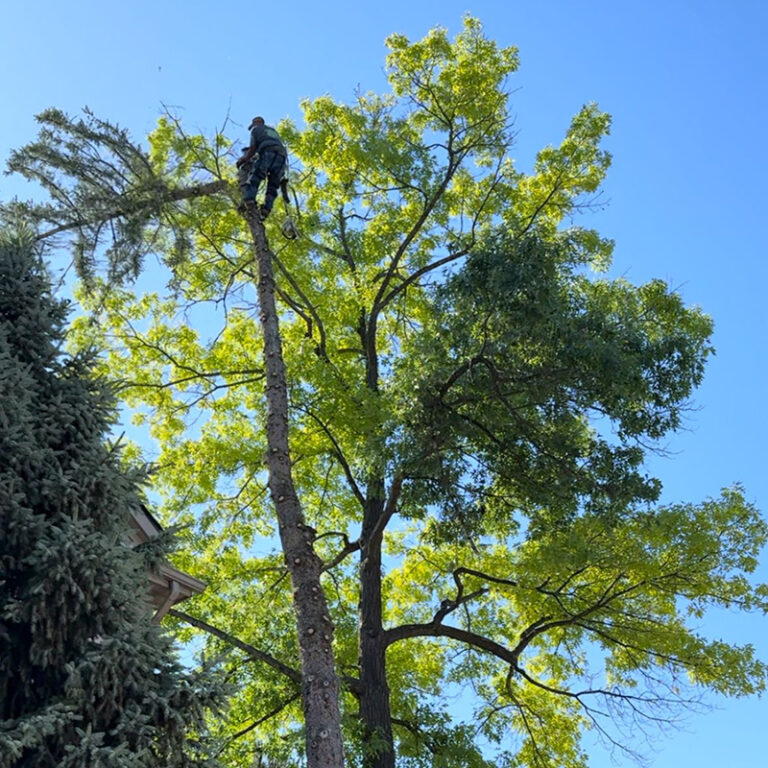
[0,229,220,767]
[394,231,713,531]
[5,15,767,768]
[1,109,233,287]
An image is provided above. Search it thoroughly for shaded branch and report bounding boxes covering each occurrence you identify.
[453,566,518,590]
[320,533,362,573]
[168,608,301,684]
[366,474,403,550]
[371,153,462,316]
[272,251,329,359]
[119,367,264,392]
[219,692,301,751]
[296,404,366,510]
[379,245,471,311]
[34,179,229,242]
[377,151,507,312]
[385,620,516,665]
[390,717,444,756]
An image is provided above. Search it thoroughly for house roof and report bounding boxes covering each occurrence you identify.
[128,504,206,621]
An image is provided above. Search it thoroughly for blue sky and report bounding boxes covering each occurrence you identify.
[2,1,766,765]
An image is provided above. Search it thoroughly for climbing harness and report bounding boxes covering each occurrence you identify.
[238,130,301,240]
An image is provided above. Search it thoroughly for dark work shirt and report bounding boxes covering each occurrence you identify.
[250,124,286,156]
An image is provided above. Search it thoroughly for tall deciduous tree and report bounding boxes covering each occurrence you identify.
[2,108,347,767]
[0,228,219,767]
[4,17,767,768]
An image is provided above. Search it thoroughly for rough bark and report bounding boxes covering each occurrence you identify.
[246,212,346,768]
[357,310,395,768]
[358,484,395,768]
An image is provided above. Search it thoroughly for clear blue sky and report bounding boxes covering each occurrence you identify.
[2,1,766,765]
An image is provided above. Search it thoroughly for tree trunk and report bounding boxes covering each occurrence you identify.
[247,214,345,768]
[358,485,395,768]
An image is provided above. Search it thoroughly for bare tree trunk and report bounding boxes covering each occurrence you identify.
[247,213,345,768]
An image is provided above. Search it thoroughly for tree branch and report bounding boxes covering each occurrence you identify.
[272,251,329,359]
[366,474,403,550]
[34,179,229,242]
[296,404,366,510]
[219,692,301,751]
[371,155,461,317]
[384,620,517,665]
[376,151,507,313]
[168,608,301,684]
[453,566,518,590]
[320,534,362,573]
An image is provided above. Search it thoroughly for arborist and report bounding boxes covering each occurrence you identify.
[236,116,287,219]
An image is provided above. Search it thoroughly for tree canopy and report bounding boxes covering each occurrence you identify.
[4,16,767,768]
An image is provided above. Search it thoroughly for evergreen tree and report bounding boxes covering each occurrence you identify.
[0,228,218,767]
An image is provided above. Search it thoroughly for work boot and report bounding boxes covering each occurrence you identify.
[238,200,258,216]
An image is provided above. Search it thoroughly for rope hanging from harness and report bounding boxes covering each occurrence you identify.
[280,177,291,207]
[279,176,299,240]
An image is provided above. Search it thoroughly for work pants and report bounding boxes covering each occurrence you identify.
[241,151,287,212]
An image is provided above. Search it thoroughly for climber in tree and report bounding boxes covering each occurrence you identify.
[236,116,287,218]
